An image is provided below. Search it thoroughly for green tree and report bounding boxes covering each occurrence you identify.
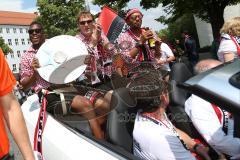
[36,0,85,38]
[93,0,127,11]
[93,0,240,39]
[158,13,199,48]
[168,13,198,44]
[0,37,12,55]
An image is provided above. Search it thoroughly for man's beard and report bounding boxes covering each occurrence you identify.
[131,24,141,30]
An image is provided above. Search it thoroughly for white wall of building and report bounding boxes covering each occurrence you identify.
[0,24,31,74]
[194,16,213,48]
[195,4,240,48]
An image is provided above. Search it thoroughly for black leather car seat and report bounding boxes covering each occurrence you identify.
[167,62,195,136]
[106,88,137,152]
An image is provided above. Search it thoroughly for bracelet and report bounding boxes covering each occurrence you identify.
[135,42,143,48]
[193,143,202,152]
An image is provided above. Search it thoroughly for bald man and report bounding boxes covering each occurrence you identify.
[185,59,240,158]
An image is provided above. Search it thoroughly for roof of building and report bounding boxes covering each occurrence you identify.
[0,11,37,26]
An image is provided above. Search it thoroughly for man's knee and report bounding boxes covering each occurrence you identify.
[94,97,110,116]
[71,95,90,111]
[104,90,113,103]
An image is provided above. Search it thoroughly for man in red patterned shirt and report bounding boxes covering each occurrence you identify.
[20,21,50,92]
[75,11,112,86]
[71,11,114,139]
[117,8,161,72]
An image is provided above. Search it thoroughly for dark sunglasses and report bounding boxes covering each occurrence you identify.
[130,15,143,20]
[28,29,42,34]
[79,20,93,25]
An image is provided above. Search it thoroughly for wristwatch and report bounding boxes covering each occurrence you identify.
[193,143,203,152]
[135,41,143,48]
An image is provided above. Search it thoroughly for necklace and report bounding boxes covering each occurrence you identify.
[141,112,189,150]
[128,29,142,40]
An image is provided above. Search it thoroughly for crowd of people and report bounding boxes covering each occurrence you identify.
[0,6,239,160]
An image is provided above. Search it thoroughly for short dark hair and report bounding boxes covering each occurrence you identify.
[182,30,190,35]
[127,70,169,112]
[29,21,43,30]
[77,11,94,22]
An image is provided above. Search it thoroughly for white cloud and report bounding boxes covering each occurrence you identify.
[0,0,22,11]
[0,0,37,13]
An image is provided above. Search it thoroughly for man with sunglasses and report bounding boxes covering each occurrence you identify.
[70,11,114,139]
[20,21,50,92]
[76,11,112,83]
[117,8,161,73]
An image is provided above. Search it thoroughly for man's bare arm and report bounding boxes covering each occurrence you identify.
[0,92,34,160]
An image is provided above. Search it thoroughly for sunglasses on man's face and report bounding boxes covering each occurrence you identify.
[130,15,143,20]
[28,29,42,34]
[79,20,93,25]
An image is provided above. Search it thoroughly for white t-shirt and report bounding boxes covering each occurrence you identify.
[217,34,238,62]
[157,43,174,71]
[185,94,240,156]
[133,112,195,160]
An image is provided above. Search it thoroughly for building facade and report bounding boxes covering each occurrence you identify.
[0,11,37,75]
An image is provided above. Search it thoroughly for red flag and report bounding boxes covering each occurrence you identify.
[98,6,126,43]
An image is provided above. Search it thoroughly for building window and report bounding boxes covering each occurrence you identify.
[12,64,17,72]
[8,39,12,45]
[21,39,25,45]
[15,39,19,46]
[0,28,2,33]
[23,50,26,53]
[27,39,30,44]
[6,28,10,33]
[25,28,28,33]
[17,50,21,57]
[10,52,14,58]
[19,28,23,33]
[13,28,17,33]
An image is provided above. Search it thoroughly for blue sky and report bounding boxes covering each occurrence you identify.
[0,0,166,31]
[22,0,36,10]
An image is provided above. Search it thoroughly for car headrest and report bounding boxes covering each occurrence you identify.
[169,62,193,106]
[170,62,193,82]
[110,88,137,111]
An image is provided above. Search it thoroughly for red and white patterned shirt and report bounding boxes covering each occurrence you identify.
[117,29,157,71]
[75,32,112,84]
[20,46,50,92]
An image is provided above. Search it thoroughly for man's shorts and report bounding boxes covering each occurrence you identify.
[38,81,110,116]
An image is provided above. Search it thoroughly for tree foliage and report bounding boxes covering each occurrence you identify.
[158,13,199,47]
[36,0,85,38]
[0,37,12,55]
[93,0,128,11]
[93,0,240,38]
